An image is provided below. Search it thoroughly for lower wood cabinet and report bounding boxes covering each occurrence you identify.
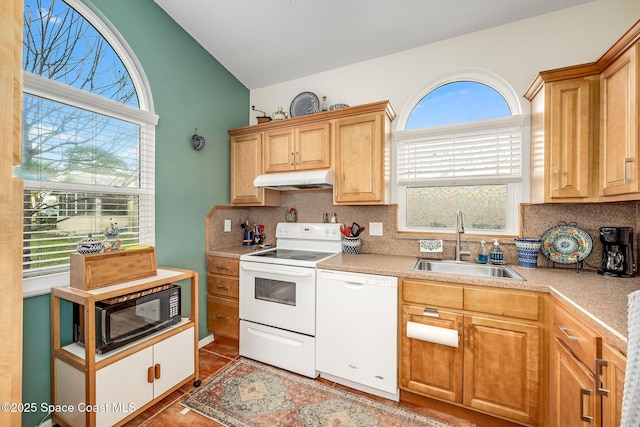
[399,279,542,425]
[207,255,240,339]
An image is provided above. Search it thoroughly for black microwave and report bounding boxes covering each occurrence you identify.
[73,283,181,354]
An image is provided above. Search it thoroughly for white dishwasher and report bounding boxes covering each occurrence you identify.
[316,269,398,401]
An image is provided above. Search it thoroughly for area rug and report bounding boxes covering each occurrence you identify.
[181,358,455,427]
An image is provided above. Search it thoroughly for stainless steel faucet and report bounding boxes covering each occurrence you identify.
[455,210,471,261]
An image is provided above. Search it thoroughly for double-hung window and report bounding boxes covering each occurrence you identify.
[395,73,525,234]
[17,0,158,296]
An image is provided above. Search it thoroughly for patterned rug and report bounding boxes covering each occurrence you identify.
[182,358,455,427]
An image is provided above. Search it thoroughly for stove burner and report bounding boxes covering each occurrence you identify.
[290,254,317,260]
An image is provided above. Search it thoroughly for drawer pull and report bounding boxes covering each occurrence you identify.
[215,265,230,271]
[595,359,610,397]
[348,364,358,369]
[216,314,229,320]
[154,363,161,380]
[558,326,580,341]
[216,285,230,290]
[579,387,593,423]
[147,367,154,383]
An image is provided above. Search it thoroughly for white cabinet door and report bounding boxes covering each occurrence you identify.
[96,346,154,427]
[316,270,398,395]
[153,327,195,396]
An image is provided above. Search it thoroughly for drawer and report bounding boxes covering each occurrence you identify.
[401,279,463,309]
[207,295,239,339]
[207,256,239,277]
[551,301,601,366]
[207,274,239,298]
[464,287,540,321]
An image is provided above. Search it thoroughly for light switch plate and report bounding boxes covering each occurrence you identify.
[420,240,443,253]
[369,222,383,236]
[224,219,231,232]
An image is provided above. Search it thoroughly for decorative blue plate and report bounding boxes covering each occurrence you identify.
[289,92,319,118]
[540,223,593,264]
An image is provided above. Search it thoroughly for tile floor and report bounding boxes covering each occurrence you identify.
[122,336,481,427]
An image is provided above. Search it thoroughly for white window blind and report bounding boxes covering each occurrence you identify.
[397,116,524,186]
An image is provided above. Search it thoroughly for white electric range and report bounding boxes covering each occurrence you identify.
[238,222,342,378]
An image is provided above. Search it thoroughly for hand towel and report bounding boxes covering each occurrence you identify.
[621,289,640,426]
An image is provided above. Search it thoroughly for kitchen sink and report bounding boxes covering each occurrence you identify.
[411,259,525,281]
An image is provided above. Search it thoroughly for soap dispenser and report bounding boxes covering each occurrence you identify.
[490,240,504,265]
[477,240,488,264]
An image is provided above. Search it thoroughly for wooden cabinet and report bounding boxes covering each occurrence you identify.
[599,42,639,199]
[549,297,626,427]
[229,132,280,206]
[264,122,331,172]
[228,100,395,206]
[333,104,395,205]
[525,21,640,204]
[526,74,600,203]
[399,279,542,425]
[207,255,240,339]
[51,268,199,427]
[600,343,626,427]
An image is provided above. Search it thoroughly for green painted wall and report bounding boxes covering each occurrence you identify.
[22,1,248,425]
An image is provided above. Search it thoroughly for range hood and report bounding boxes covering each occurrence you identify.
[253,169,333,191]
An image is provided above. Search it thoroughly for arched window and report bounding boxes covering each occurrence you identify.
[17,0,158,296]
[395,71,524,234]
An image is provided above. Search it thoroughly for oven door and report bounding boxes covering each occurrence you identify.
[240,261,316,336]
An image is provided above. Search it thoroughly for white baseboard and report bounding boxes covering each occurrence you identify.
[198,332,214,348]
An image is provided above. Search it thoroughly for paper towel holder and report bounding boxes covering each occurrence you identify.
[406,307,440,322]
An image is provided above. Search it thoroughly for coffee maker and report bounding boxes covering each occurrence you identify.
[598,227,635,277]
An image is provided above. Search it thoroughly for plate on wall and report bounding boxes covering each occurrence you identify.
[540,223,593,264]
[289,92,319,118]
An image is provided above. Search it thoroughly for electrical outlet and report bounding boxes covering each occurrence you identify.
[224,219,231,232]
[369,222,383,236]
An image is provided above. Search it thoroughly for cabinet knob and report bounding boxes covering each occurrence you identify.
[147,367,154,383]
[216,314,229,320]
[154,363,161,380]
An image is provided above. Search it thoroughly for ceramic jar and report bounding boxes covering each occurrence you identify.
[77,234,103,254]
[342,236,361,255]
[514,238,542,268]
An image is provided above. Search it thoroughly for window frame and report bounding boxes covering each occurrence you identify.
[21,0,158,297]
[393,69,525,235]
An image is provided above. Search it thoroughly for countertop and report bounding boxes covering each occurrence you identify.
[208,247,640,353]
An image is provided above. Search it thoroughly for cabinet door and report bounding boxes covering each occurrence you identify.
[230,133,264,205]
[600,343,626,427]
[295,122,331,170]
[334,112,387,204]
[400,305,463,403]
[600,43,639,197]
[96,347,154,427]
[153,328,195,397]
[264,128,295,172]
[547,78,596,199]
[463,315,539,425]
[230,133,279,206]
[208,295,239,339]
[550,337,596,427]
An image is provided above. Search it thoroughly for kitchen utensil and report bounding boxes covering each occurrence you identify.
[351,222,360,237]
[540,222,593,264]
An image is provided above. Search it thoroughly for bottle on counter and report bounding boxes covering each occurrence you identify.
[477,240,488,264]
[490,240,504,265]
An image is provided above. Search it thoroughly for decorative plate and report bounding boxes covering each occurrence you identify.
[540,223,593,264]
[289,92,319,118]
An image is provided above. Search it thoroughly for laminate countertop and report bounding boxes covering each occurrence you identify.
[208,248,640,353]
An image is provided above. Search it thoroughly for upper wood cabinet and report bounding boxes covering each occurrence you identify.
[264,122,331,172]
[600,42,639,199]
[228,100,395,206]
[525,20,640,204]
[333,103,395,205]
[229,133,280,206]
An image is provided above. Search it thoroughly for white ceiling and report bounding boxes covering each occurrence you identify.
[153,0,594,90]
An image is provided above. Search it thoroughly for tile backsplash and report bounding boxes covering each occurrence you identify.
[207,191,640,271]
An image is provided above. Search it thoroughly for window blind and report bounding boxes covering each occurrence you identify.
[397,116,524,185]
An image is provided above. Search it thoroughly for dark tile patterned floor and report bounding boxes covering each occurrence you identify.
[122,336,482,427]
